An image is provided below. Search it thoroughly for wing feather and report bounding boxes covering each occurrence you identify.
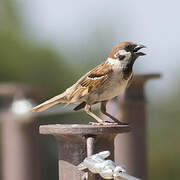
[69,61,113,101]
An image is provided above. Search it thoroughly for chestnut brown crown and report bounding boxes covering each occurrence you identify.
[109,42,146,59]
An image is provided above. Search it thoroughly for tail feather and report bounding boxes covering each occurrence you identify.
[30,92,67,112]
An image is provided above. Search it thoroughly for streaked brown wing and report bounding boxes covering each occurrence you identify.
[87,61,113,78]
[70,61,113,100]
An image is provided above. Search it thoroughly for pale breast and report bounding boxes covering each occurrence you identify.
[88,74,128,103]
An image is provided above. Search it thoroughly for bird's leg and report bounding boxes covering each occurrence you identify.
[100,101,128,125]
[85,104,113,126]
[85,104,104,125]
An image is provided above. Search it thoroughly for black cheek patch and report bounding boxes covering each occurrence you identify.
[119,55,125,61]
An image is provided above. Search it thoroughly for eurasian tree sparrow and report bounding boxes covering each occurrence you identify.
[30,42,146,125]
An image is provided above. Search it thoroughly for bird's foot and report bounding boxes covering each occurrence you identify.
[89,122,118,126]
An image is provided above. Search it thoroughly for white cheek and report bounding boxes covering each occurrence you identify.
[106,58,123,72]
[125,52,131,60]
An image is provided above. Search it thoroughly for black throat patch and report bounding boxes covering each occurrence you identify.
[122,60,134,80]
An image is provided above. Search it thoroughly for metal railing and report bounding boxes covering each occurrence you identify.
[78,151,141,180]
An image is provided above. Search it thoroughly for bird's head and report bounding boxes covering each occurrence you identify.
[109,42,146,63]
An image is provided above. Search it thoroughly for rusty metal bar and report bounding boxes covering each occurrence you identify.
[40,124,130,180]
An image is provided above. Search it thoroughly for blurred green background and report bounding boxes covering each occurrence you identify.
[0,0,180,180]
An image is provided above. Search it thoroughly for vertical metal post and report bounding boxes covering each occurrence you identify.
[87,137,95,157]
[86,136,95,180]
[39,124,130,180]
[0,83,41,180]
[104,74,160,180]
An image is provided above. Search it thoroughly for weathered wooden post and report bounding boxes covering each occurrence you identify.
[0,83,42,180]
[40,124,130,180]
[103,74,160,180]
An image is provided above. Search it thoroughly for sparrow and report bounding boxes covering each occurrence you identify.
[30,42,146,125]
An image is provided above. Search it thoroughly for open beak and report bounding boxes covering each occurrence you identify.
[133,44,146,56]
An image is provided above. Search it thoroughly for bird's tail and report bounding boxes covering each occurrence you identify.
[30,92,67,112]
